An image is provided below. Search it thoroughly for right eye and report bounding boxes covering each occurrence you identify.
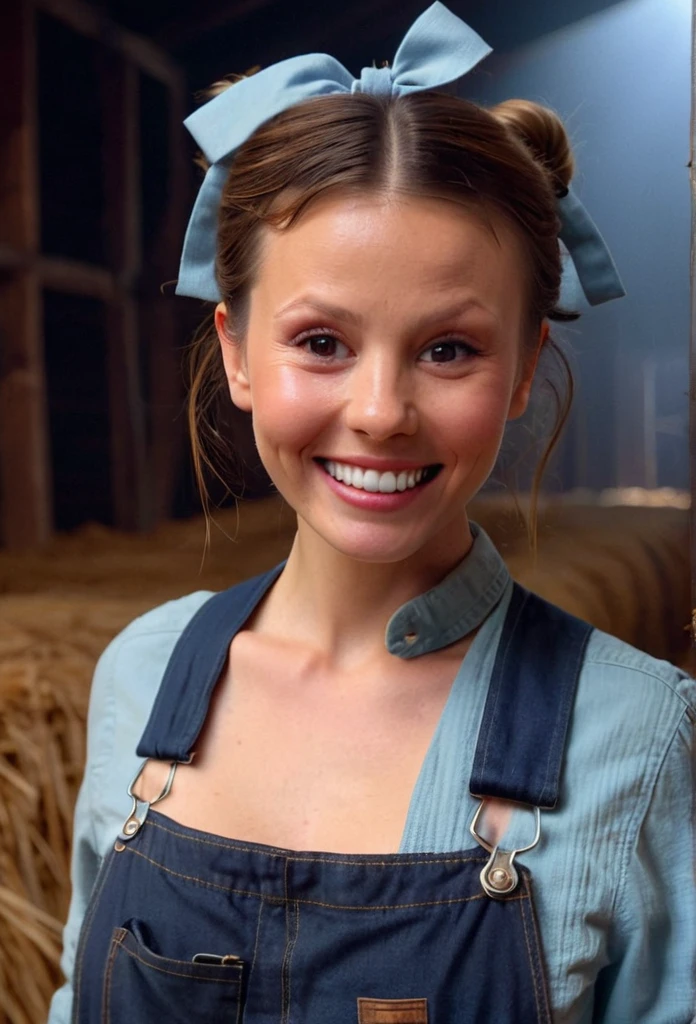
[296,332,351,359]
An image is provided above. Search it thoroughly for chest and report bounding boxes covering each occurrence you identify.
[137,631,495,853]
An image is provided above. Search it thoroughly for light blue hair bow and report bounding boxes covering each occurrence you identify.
[176,1,625,310]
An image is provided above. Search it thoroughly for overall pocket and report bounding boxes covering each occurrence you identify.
[102,918,244,1024]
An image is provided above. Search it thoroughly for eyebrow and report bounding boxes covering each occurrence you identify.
[273,295,500,329]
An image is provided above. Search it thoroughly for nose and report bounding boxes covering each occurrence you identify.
[343,351,417,440]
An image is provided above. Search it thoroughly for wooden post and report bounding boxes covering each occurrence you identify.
[146,77,190,523]
[102,54,152,530]
[0,0,52,548]
[689,0,696,649]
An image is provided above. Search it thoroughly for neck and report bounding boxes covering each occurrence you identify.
[258,514,473,664]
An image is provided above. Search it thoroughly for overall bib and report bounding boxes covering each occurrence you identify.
[71,567,591,1024]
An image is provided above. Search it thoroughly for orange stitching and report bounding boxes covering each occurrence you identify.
[101,928,121,1024]
[248,898,265,989]
[115,933,242,984]
[288,902,299,1019]
[75,851,117,1022]
[520,886,553,1023]
[282,898,299,1024]
[145,817,484,867]
[517,896,545,1022]
[123,845,264,896]
[120,847,502,910]
[281,860,290,1024]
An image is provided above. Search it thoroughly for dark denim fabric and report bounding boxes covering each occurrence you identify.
[74,811,551,1023]
[72,566,591,1023]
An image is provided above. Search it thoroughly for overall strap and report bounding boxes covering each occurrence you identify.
[136,563,285,762]
[470,583,592,809]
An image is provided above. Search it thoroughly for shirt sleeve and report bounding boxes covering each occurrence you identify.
[594,697,696,1024]
[46,632,121,1024]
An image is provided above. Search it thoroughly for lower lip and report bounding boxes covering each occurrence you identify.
[317,463,438,511]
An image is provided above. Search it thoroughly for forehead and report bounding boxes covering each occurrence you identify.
[251,192,527,323]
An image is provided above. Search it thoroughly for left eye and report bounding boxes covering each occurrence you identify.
[420,341,476,363]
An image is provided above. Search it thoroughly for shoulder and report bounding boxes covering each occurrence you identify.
[88,589,218,735]
[566,625,694,822]
[582,626,695,723]
[83,590,216,854]
[87,590,216,717]
[110,590,217,645]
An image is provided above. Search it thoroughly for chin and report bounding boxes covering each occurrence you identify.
[305,514,463,566]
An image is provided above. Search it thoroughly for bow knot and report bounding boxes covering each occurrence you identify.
[353,65,393,96]
[175,1,625,310]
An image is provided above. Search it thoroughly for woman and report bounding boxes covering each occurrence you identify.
[50,4,695,1022]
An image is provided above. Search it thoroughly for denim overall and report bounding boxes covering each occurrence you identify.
[72,566,591,1024]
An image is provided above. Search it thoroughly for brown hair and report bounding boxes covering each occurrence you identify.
[187,90,578,544]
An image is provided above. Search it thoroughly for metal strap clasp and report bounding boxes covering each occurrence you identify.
[118,759,178,842]
[469,799,541,899]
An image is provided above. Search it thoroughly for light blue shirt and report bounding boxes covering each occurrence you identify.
[49,526,695,1023]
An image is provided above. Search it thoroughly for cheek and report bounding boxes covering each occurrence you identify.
[247,363,334,457]
[431,372,515,455]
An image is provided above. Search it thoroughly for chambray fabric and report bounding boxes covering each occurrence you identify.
[175,1,625,310]
[49,524,695,1023]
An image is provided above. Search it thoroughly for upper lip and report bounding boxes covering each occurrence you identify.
[316,456,439,472]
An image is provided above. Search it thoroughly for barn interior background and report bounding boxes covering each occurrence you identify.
[0,0,692,1020]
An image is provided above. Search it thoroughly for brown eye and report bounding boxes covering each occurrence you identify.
[298,332,351,359]
[430,343,458,362]
[308,335,338,357]
[420,339,477,364]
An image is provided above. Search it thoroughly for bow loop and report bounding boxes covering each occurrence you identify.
[389,0,491,94]
[185,54,353,166]
[175,0,625,310]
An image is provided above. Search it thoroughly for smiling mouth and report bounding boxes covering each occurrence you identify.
[316,459,443,494]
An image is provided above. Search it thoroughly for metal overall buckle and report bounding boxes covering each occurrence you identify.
[469,800,541,899]
[117,759,179,842]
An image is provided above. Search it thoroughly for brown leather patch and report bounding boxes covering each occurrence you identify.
[357,997,428,1024]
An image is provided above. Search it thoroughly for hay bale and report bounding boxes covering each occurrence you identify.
[0,495,690,1022]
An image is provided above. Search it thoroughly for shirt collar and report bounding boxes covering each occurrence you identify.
[385,522,510,659]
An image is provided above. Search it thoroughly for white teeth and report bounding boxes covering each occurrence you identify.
[323,461,431,493]
[363,470,380,492]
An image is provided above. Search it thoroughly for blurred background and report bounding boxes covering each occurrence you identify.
[0,1,692,1020]
[0,0,691,544]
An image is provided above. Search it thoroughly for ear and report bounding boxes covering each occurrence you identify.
[215,302,252,413]
[507,321,549,421]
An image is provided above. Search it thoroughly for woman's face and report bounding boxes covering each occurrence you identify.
[217,192,541,564]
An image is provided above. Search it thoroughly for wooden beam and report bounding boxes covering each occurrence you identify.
[39,256,117,300]
[0,244,29,271]
[0,250,118,302]
[33,0,183,88]
[0,1,52,549]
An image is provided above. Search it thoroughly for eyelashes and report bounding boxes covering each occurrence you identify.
[291,329,481,364]
[294,332,351,359]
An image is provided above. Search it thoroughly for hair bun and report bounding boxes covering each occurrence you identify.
[491,99,574,195]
